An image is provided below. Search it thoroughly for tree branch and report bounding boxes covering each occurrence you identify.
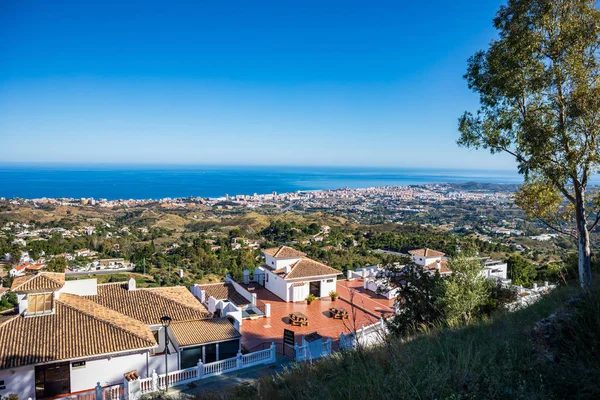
[536,218,577,239]
[588,211,600,232]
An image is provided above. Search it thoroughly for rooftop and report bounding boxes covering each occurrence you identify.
[197,282,250,306]
[84,283,211,325]
[408,248,445,258]
[0,296,156,369]
[273,258,342,279]
[10,272,65,293]
[170,318,241,347]
[263,246,306,259]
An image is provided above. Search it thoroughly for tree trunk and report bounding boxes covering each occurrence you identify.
[575,189,593,289]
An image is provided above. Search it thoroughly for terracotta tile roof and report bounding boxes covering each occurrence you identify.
[85,283,210,325]
[59,293,156,344]
[423,259,452,275]
[263,246,306,259]
[0,299,155,369]
[275,258,342,279]
[408,248,445,258]
[197,283,250,306]
[170,318,241,347]
[10,272,65,292]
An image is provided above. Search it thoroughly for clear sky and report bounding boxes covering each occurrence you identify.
[0,0,515,169]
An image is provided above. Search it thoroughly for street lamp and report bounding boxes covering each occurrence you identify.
[160,315,172,392]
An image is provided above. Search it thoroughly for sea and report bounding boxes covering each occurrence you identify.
[0,164,524,200]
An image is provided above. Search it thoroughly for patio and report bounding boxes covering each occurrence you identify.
[240,278,396,352]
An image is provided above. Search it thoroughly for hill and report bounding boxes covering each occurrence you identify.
[207,282,599,400]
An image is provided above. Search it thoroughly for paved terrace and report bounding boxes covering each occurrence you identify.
[240,278,395,351]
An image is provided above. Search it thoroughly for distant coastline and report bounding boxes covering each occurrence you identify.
[0,164,526,200]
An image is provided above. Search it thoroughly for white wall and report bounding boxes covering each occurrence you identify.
[319,277,337,298]
[70,350,180,392]
[0,366,35,400]
[225,276,254,303]
[264,255,301,270]
[70,352,148,391]
[287,282,309,302]
[264,270,288,301]
[412,255,442,266]
[59,279,98,296]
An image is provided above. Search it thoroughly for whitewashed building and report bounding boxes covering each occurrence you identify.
[255,246,341,302]
[0,273,241,399]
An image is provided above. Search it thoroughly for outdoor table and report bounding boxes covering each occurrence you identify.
[329,306,349,319]
[289,311,309,326]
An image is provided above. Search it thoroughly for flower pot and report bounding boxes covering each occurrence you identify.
[331,297,337,301]
[307,301,313,305]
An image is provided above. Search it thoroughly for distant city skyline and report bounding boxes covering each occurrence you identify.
[0,0,514,169]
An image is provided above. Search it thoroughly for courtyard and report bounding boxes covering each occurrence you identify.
[240,278,396,351]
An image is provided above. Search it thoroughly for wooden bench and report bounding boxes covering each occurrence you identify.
[289,312,309,326]
[329,307,349,319]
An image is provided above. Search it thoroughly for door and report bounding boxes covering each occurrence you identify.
[309,281,320,297]
[292,284,306,302]
[35,362,71,399]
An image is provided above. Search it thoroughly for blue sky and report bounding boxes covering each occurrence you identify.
[0,0,515,169]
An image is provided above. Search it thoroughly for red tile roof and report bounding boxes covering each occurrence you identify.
[10,272,65,292]
[263,246,306,259]
[275,258,341,279]
[0,298,156,369]
[408,248,445,258]
[85,283,210,325]
[170,318,241,347]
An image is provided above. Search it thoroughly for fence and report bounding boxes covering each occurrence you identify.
[339,319,388,350]
[63,384,125,400]
[245,340,296,359]
[137,344,276,395]
[294,338,332,362]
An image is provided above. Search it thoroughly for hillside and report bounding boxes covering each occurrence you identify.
[207,282,600,400]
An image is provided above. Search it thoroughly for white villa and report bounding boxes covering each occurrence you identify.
[408,248,453,275]
[255,246,342,302]
[0,272,242,399]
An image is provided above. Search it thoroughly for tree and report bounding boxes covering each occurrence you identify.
[386,263,445,336]
[458,0,600,288]
[506,253,537,287]
[441,255,491,326]
[46,256,67,273]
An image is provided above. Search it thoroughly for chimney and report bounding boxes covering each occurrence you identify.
[128,277,136,291]
[284,265,292,274]
[435,262,441,270]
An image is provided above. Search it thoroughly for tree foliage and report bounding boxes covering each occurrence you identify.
[506,253,537,287]
[441,255,491,326]
[458,0,600,288]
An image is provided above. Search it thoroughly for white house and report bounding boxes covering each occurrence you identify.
[408,248,452,275]
[480,259,508,280]
[0,273,241,400]
[255,246,341,302]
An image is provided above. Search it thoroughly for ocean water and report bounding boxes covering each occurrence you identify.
[0,164,523,200]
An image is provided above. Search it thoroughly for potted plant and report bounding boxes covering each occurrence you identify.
[306,293,316,305]
[329,291,339,301]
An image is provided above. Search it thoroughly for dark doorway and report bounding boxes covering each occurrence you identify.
[35,362,71,398]
[205,343,217,363]
[309,281,320,297]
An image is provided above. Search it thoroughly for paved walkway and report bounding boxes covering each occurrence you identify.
[170,355,295,397]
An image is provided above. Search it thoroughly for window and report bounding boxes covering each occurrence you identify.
[28,293,53,315]
[266,274,269,282]
[326,279,334,283]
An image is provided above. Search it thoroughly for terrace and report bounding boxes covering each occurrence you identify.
[240,278,395,352]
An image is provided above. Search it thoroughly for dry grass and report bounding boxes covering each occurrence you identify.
[197,282,599,400]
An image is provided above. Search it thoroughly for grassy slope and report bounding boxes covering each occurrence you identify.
[210,282,600,400]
